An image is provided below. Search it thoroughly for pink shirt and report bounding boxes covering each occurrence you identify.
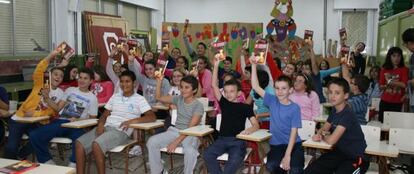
[289,91,320,120]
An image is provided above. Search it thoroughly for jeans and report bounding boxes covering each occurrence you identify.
[29,119,85,163]
[266,142,304,174]
[203,136,247,174]
[4,119,39,159]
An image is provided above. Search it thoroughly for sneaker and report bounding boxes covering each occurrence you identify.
[68,162,76,168]
[128,145,142,157]
[45,159,56,165]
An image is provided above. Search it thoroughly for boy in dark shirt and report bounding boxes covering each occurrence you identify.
[203,53,259,174]
[305,77,369,174]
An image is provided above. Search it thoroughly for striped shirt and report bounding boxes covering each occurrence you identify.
[104,93,151,136]
[348,94,369,125]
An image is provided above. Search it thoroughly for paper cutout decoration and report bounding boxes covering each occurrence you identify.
[239,27,248,40]
[219,23,230,42]
[202,24,213,40]
[242,38,250,49]
[267,0,296,42]
[289,41,300,63]
[231,25,239,40]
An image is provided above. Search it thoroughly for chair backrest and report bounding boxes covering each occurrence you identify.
[389,128,414,153]
[197,97,209,125]
[361,125,380,143]
[384,111,414,129]
[298,120,316,141]
[371,97,380,111]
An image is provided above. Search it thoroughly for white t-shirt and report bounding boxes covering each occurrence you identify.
[59,87,98,119]
[38,87,64,111]
[104,93,151,136]
[168,86,181,96]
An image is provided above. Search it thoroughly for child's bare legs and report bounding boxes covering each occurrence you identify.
[75,141,86,174]
[92,142,106,174]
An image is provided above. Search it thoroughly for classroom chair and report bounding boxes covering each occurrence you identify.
[360,125,381,174]
[384,111,414,130]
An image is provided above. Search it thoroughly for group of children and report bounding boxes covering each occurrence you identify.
[0,27,413,174]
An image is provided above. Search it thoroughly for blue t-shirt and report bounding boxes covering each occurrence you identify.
[264,92,302,145]
[0,86,9,105]
[348,94,369,125]
[327,105,367,159]
[250,86,275,121]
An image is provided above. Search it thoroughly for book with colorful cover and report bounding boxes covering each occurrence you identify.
[155,58,169,78]
[0,160,40,174]
[56,42,75,60]
[254,39,268,64]
[339,28,347,43]
[210,37,227,61]
[304,30,314,42]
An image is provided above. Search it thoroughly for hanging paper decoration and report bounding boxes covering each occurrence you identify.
[239,27,248,40]
[172,23,180,38]
[231,25,239,40]
[213,23,219,37]
[202,24,213,39]
[267,0,296,42]
[195,32,202,40]
[219,23,230,42]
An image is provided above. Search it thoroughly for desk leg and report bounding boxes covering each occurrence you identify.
[257,141,267,174]
[378,156,389,174]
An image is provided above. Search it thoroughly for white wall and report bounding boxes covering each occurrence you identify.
[165,0,380,55]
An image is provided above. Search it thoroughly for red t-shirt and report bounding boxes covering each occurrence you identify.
[379,67,409,103]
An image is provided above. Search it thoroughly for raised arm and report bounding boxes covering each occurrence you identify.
[183,35,196,58]
[308,41,320,75]
[251,62,265,98]
[127,56,145,85]
[155,74,173,104]
[211,53,223,100]
[341,64,351,84]
[106,57,119,85]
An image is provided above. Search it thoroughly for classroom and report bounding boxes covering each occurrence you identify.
[0,0,414,173]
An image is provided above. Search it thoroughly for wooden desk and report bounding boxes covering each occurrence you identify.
[0,158,75,174]
[303,139,399,174]
[314,115,328,123]
[12,115,49,123]
[152,103,169,110]
[236,129,272,142]
[61,119,98,129]
[237,129,272,174]
[302,139,332,150]
[2,81,33,101]
[129,120,165,130]
[179,125,214,137]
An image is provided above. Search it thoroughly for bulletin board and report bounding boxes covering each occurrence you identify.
[162,22,263,65]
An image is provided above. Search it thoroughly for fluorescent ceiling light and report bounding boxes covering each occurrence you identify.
[0,0,11,4]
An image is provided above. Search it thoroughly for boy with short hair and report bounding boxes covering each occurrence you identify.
[29,68,98,167]
[203,53,259,174]
[4,50,66,160]
[305,77,369,174]
[342,64,371,124]
[75,71,156,174]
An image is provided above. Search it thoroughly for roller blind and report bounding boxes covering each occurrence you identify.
[122,3,137,30]
[14,0,49,55]
[0,2,12,55]
[137,6,150,31]
[83,0,99,12]
[102,0,117,15]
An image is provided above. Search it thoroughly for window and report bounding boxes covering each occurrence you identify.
[342,11,368,48]
[102,0,117,15]
[0,0,49,56]
[83,0,99,12]
[122,3,151,31]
